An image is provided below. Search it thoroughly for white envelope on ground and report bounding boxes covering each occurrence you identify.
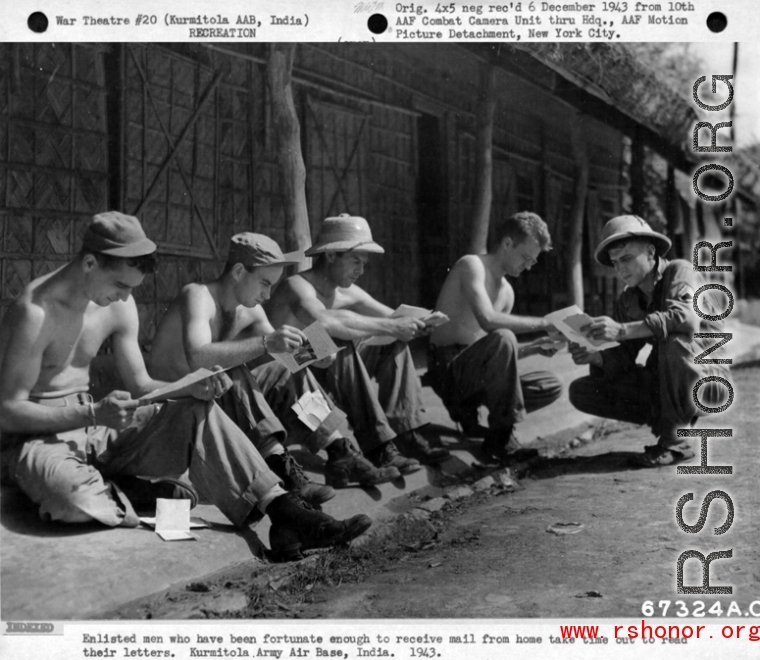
[152,498,196,542]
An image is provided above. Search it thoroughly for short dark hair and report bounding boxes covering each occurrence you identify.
[221,262,260,277]
[491,211,552,252]
[80,248,158,274]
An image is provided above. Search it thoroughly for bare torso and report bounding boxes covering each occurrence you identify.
[431,255,514,346]
[149,282,259,381]
[266,271,361,330]
[0,269,125,398]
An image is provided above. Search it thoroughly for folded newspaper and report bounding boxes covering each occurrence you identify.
[544,305,619,353]
[364,304,450,347]
[269,321,342,373]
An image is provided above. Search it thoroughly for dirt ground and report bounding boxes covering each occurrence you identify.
[110,367,760,620]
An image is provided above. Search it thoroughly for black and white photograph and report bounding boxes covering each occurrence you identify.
[1,1,759,656]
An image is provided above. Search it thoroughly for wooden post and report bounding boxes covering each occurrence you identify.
[630,127,645,216]
[665,163,679,257]
[267,44,311,270]
[566,117,589,310]
[468,62,497,255]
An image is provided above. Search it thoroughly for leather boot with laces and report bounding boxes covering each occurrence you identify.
[265,450,335,506]
[366,441,421,475]
[325,437,400,488]
[394,428,450,464]
[266,493,372,561]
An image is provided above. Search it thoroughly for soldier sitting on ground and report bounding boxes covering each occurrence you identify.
[0,212,370,561]
[149,232,400,496]
[266,214,450,474]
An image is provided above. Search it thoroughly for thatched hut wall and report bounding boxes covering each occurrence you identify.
[2,42,687,344]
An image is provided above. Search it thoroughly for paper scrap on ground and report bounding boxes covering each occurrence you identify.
[269,322,342,373]
[544,305,618,353]
[291,390,332,431]
[150,498,197,541]
[139,367,231,404]
[365,304,450,346]
[139,516,210,530]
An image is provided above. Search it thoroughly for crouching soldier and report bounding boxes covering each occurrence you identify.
[568,215,730,467]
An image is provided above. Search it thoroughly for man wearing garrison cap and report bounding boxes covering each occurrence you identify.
[0,213,370,561]
[150,232,400,496]
[568,215,731,467]
[266,214,451,474]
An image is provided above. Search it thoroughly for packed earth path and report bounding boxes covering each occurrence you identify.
[110,366,760,620]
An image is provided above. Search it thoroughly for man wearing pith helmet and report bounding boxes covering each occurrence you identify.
[267,214,450,475]
[568,215,730,467]
[150,232,399,502]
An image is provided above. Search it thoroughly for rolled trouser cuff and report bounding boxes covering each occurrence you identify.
[303,408,348,454]
[226,467,283,528]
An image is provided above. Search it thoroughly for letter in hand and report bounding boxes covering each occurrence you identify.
[267,325,307,354]
[189,366,232,401]
[547,326,564,343]
[568,341,603,368]
[95,390,140,430]
[392,317,427,343]
[580,316,622,343]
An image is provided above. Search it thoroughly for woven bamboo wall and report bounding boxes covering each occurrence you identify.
[0,43,110,327]
[2,42,637,338]
[118,44,265,345]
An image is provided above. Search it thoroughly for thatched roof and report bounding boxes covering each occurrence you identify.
[507,43,699,167]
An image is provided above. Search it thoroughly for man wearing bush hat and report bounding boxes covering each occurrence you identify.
[568,214,731,467]
[267,214,450,473]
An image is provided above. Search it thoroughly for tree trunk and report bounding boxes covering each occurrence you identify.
[267,44,310,270]
[468,63,497,255]
[566,118,588,310]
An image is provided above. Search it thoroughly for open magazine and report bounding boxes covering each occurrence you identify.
[268,321,343,373]
[364,304,450,347]
[544,305,619,353]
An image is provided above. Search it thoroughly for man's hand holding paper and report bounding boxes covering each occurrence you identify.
[581,316,624,343]
[544,305,619,353]
[187,367,233,401]
[568,341,604,368]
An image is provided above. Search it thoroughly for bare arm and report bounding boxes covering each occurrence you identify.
[113,295,233,403]
[112,297,171,397]
[0,304,92,435]
[459,258,550,334]
[582,317,653,343]
[283,278,423,342]
[349,289,395,318]
[180,286,267,371]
